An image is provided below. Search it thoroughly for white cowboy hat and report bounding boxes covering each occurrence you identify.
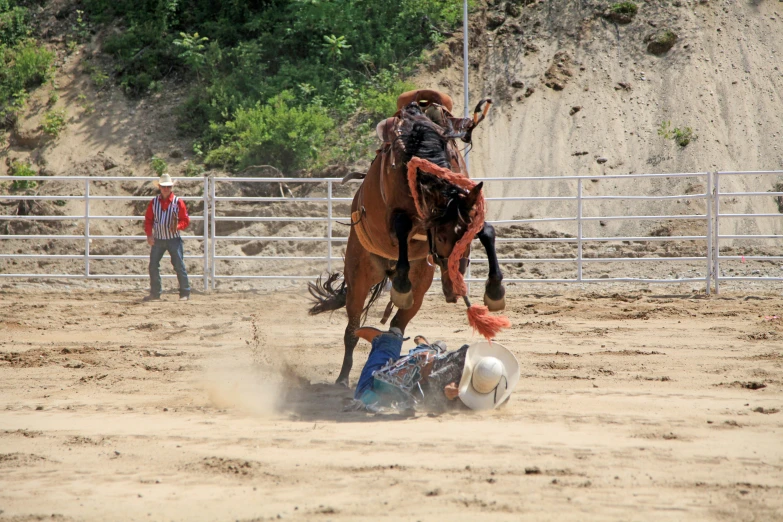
[458,341,520,411]
[155,173,175,187]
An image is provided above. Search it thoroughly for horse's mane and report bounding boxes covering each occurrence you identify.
[395,103,472,228]
[395,104,455,169]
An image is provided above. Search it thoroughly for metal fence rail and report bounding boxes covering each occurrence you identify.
[2,171,782,294]
[713,171,783,294]
[0,175,209,290]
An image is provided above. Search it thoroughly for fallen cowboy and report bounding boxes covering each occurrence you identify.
[347,326,520,413]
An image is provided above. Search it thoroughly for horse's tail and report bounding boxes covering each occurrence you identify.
[363,276,388,324]
[308,272,389,325]
[308,272,347,315]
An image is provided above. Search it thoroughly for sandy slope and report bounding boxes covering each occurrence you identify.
[1,286,782,521]
[421,0,783,238]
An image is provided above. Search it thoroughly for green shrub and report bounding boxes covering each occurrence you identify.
[183,160,204,177]
[0,1,29,46]
[150,155,168,176]
[90,68,109,88]
[83,0,468,173]
[42,108,67,137]
[610,2,638,15]
[173,32,208,79]
[102,25,178,95]
[0,40,54,113]
[9,160,36,190]
[205,91,334,173]
[360,68,416,121]
[658,121,696,147]
[72,9,90,43]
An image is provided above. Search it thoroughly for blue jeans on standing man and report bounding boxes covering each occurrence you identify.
[149,237,190,298]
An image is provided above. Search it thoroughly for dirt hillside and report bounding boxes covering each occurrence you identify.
[422,0,783,236]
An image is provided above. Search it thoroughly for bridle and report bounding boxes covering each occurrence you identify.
[426,229,449,268]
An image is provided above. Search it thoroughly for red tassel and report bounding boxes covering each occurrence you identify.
[466,304,510,340]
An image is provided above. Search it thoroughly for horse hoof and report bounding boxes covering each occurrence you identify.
[390,288,414,310]
[335,376,350,387]
[483,293,506,312]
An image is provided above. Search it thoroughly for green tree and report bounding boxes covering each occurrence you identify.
[173,32,209,79]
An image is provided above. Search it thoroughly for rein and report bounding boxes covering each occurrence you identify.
[406,156,485,298]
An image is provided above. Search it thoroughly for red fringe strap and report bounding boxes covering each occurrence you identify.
[406,157,484,297]
[407,156,510,340]
[467,304,512,340]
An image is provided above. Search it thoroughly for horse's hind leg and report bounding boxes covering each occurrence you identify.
[390,259,435,334]
[390,212,414,310]
[478,223,506,311]
[337,237,385,386]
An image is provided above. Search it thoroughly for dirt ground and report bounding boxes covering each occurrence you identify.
[0,284,782,522]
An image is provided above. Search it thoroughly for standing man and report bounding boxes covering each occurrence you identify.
[143,173,191,301]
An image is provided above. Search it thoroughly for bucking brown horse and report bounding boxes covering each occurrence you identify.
[309,89,507,386]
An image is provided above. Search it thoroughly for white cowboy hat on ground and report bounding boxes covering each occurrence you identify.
[155,173,175,187]
[458,341,520,411]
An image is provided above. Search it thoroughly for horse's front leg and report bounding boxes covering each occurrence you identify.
[390,212,414,310]
[478,223,506,311]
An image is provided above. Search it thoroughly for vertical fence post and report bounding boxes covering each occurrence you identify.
[463,0,470,172]
[706,171,712,295]
[210,176,217,290]
[327,179,333,273]
[577,178,583,283]
[203,176,209,292]
[713,172,720,295]
[84,178,90,278]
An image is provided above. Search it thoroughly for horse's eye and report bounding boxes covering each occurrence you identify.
[454,225,462,234]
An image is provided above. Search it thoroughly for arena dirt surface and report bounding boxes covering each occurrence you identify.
[1,286,782,521]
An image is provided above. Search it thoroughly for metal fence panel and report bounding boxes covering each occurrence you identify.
[2,170,783,294]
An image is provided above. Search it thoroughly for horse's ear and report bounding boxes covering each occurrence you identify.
[465,182,483,209]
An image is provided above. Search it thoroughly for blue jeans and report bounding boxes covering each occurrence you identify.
[149,237,190,297]
[354,331,405,400]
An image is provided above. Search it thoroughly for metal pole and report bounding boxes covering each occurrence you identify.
[705,171,712,295]
[203,176,209,292]
[327,180,333,273]
[577,178,583,283]
[714,172,720,294]
[210,176,217,290]
[463,0,470,171]
[84,179,90,278]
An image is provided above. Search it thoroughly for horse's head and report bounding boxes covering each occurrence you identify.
[418,173,484,262]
